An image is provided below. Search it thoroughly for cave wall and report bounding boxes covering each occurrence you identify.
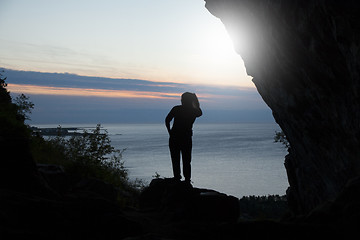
[205,0,360,214]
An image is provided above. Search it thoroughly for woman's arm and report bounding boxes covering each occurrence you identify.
[194,107,202,117]
[165,108,174,134]
[192,94,202,117]
[192,93,200,108]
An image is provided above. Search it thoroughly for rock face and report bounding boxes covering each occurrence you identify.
[205,0,360,214]
[306,176,360,228]
[140,178,240,223]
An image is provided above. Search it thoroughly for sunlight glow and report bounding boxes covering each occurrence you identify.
[185,18,253,87]
[203,26,236,60]
[0,1,254,88]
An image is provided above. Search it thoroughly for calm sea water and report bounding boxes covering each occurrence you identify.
[107,123,289,198]
[37,123,289,198]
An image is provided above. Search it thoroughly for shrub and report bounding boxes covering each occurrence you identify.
[274,130,290,149]
[239,195,288,220]
[32,124,145,194]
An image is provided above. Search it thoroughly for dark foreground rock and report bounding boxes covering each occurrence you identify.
[305,176,360,229]
[0,189,142,239]
[135,179,347,239]
[0,164,143,239]
[140,178,240,223]
[0,172,356,239]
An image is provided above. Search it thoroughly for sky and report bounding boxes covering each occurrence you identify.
[5,69,272,123]
[0,0,273,124]
[0,0,253,86]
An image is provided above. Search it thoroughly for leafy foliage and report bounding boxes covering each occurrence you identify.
[14,94,34,121]
[274,130,290,149]
[0,71,10,102]
[0,71,34,164]
[239,195,288,220]
[1,70,144,205]
[0,71,34,128]
[32,124,144,192]
[152,172,161,179]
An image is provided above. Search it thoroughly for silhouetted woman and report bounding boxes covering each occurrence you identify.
[165,92,202,184]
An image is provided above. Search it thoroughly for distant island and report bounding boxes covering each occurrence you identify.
[30,126,107,136]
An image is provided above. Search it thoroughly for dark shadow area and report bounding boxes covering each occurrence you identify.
[2,0,360,237]
[1,70,358,239]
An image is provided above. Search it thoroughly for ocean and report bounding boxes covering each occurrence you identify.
[37,122,289,198]
[106,123,289,198]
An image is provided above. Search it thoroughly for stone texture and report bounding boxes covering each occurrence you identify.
[305,176,360,228]
[140,178,240,223]
[205,0,360,214]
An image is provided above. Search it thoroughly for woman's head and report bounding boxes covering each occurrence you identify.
[181,92,199,107]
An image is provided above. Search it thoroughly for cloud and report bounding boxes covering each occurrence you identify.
[4,69,273,123]
[0,39,120,77]
[4,69,264,108]
[4,68,185,92]
[7,83,181,100]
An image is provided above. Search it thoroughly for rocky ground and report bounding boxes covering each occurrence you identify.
[1,164,358,239]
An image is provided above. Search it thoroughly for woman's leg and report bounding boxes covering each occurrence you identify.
[182,138,192,183]
[169,137,181,180]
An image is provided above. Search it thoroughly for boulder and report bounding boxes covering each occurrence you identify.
[140,178,239,223]
[306,176,360,230]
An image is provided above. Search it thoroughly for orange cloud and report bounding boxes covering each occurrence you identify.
[7,83,181,100]
[7,84,241,105]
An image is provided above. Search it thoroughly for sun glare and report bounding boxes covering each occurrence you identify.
[188,18,252,87]
[0,1,254,89]
[205,26,236,59]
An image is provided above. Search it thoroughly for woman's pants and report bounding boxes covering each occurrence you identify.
[169,136,192,182]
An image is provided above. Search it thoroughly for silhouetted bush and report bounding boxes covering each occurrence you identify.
[0,71,31,138]
[0,71,39,191]
[31,125,145,195]
[274,130,290,149]
[14,93,34,121]
[239,195,288,220]
[0,70,145,201]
